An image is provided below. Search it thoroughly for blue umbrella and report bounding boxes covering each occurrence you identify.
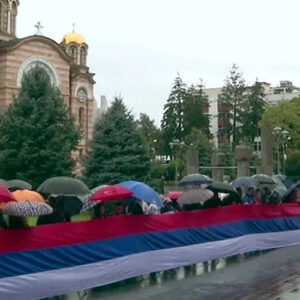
[118,181,162,208]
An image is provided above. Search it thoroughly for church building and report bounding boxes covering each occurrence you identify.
[0,0,95,169]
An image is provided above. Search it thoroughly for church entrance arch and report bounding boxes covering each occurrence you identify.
[17,56,60,88]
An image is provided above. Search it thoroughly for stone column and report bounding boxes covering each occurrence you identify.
[211,152,225,182]
[186,148,199,175]
[260,125,273,175]
[235,144,252,178]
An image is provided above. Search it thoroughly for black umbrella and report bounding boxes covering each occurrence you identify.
[179,174,213,187]
[6,180,32,191]
[37,177,90,196]
[282,182,300,203]
[38,177,90,217]
[207,182,237,194]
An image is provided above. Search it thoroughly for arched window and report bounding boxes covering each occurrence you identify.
[69,46,77,63]
[3,2,8,32]
[80,47,87,65]
[79,149,83,160]
[0,1,6,32]
[11,2,17,36]
[0,2,2,32]
[79,107,84,126]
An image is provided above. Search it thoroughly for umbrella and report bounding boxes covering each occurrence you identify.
[0,179,7,188]
[179,174,213,187]
[80,185,108,214]
[0,184,15,204]
[282,182,300,203]
[38,177,90,216]
[230,177,256,189]
[166,191,183,200]
[12,190,45,203]
[6,180,32,191]
[3,201,53,217]
[272,174,295,189]
[90,185,132,202]
[118,181,162,207]
[272,185,288,198]
[178,189,213,208]
[37,177,90,196]
[252,174,275,185]
[207,182,237,194]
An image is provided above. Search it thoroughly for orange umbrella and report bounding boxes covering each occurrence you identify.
[12,190,45,203]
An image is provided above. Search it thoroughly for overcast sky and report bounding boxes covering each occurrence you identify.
[18,0,300,124]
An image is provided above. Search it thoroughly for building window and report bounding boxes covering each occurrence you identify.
[80,47,87,65]
[79,107,84,126]
[0,2,2,32]
[79,149,83,160]
[69,46,77,63]
[0,1,8,33]
[11,2,17,36]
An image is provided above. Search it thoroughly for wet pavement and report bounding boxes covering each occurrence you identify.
[58,245,300,300]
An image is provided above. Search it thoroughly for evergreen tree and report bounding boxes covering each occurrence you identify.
[241,80,266,142]
[138,113,161,154]
[84,98,151,187]
[218,64,246,149]
[161,76,186,154]
[0,66,80,188]
[183,81,210,137]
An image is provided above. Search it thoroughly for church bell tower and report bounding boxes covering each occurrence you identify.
[0,0,19,42]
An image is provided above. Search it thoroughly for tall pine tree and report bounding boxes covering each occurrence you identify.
[138,113,161,153]
[241,80,266,142]
[218,64,246,149]
[183,81,210,137]
[0,66,80,188]
[161,76,186,154]
[84,98,151,187]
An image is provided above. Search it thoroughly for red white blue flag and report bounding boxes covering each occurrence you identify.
[1,204,300,299]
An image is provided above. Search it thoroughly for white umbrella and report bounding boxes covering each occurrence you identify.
[3,201,53,217]
[177,189,214,208]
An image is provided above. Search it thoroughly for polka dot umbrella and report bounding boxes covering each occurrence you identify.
[3,201,53,217]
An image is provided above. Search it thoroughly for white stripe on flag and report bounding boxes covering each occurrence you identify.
[1,229,300,300]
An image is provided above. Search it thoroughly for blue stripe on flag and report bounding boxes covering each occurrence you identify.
[0,216,300,279]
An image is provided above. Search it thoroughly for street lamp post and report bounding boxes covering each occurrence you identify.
[272,127,290,175]
[169,139,185,185]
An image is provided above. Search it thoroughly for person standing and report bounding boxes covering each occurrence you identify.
[243,187,254,204]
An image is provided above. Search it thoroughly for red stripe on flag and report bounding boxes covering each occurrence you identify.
[0,204,300,254]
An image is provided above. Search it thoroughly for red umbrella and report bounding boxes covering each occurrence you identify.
[90,185,132,202]
[166,191,183,200]
[0,184,15,204]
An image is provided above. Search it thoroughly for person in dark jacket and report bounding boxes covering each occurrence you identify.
[202,193,221,209]
[37,196,64,225]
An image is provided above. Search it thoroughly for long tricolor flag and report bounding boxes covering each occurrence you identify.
[1,204,300,299]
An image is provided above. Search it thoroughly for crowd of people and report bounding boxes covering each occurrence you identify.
[0,183,298,231]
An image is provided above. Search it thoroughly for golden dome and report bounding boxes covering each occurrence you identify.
[62,30,86,45]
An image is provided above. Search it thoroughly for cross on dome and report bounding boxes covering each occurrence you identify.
[34,21,43,36]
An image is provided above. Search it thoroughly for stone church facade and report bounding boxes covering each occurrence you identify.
[0,0,95,171]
